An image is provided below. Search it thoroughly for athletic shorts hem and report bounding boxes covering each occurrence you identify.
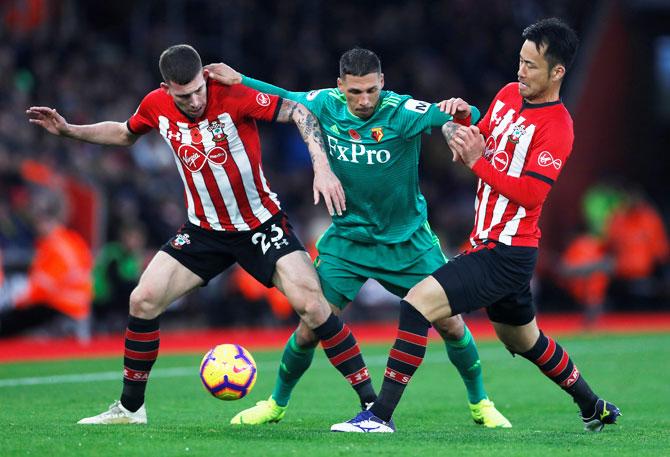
[159,245,209,284]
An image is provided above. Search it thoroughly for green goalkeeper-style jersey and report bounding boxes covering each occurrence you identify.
[242,75,480,244]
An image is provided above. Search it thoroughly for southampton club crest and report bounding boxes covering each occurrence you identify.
[508,124,526,144]
[170,233,191,250]
[207,121,228,145]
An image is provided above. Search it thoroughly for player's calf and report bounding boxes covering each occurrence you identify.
[312,313,376,406]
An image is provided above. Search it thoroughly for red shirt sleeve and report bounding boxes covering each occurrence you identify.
[228,84,282,122]
[127,91,159,135]
[522,114,573,184]
[472,111,573,210]
[454,114,472,126]
[472,158,550,209]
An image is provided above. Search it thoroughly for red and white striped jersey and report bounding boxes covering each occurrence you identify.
[127,80,282,231]
[470,82,574,247]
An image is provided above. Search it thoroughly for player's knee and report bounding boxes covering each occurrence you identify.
[434,315,465,341]
[295,324,319,348]
[299,298,329,323]
[498,333,532,354]
[129,286,161,319]
[292,278,325,315]
[404,285,426,306]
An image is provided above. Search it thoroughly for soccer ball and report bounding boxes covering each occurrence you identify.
[199,344,257,400]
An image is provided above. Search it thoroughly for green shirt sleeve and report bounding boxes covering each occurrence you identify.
[398,101,482,139]
[428,105,481,126]
[395,99,451,139]
[240,75,326,115]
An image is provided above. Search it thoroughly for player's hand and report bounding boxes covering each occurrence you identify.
[441,122,466,163]
[436,98,471,119]
[204,63,242,85]
[26,106,70,136]
[313,167,346,216]
[450,125,485,169]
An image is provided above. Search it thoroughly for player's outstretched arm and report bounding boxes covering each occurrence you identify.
[26,106,138,146]
[204,63,242,85]
[437,98,472,120]
[205,63,302,102]
[276,100,345,216]
[444,124,484,168]
[440,121,467,163]
[431,98,480,163]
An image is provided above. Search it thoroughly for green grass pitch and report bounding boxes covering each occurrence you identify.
[1,333,668,456]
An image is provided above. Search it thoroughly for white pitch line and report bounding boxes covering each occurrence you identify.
[0,355,413,388]
[0,339,650,388]
[0,357,393,388]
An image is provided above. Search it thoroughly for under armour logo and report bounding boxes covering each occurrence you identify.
[537,150,562,170]
[273,239,289,250]
[167,130,181,141]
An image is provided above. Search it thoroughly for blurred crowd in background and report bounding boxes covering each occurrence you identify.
[0,0,668,342]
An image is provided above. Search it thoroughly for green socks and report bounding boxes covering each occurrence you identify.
[271,332,315,407]
[445,324,487,404]
[272,326,486,407]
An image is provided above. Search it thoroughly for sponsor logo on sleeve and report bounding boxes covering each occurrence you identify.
[306,90,322,101]
[403,99,430,114]
[256,92,271,106]
[538,150,562,170]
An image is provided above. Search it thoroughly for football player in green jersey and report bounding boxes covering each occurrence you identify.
[206,48,510,428]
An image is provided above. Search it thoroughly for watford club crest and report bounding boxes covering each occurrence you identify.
[370,127,384,143]
[508,124,526,144]
[207,121,228,145]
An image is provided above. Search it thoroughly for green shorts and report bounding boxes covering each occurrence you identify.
[314,222,447,308]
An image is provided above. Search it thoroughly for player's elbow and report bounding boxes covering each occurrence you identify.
[290,102,308,122]
[121,135,138,147]
[519,197,543,210]
[515,180,550,209]
[514,196,544,211]
[120,128,139,146]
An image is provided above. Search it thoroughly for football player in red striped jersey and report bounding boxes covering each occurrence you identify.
[333,18,620,434]
[28,44,374,425]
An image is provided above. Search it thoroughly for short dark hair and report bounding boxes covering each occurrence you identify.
[522,18,579,72]
[159,44,202,84]
[339,48,381,78]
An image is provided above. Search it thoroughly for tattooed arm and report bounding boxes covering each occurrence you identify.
[441,121,465,163]
[276,100,346,216]
[443,123,485,168]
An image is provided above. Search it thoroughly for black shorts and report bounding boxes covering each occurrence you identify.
[160,212,305,287]
[431,241,538,326]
